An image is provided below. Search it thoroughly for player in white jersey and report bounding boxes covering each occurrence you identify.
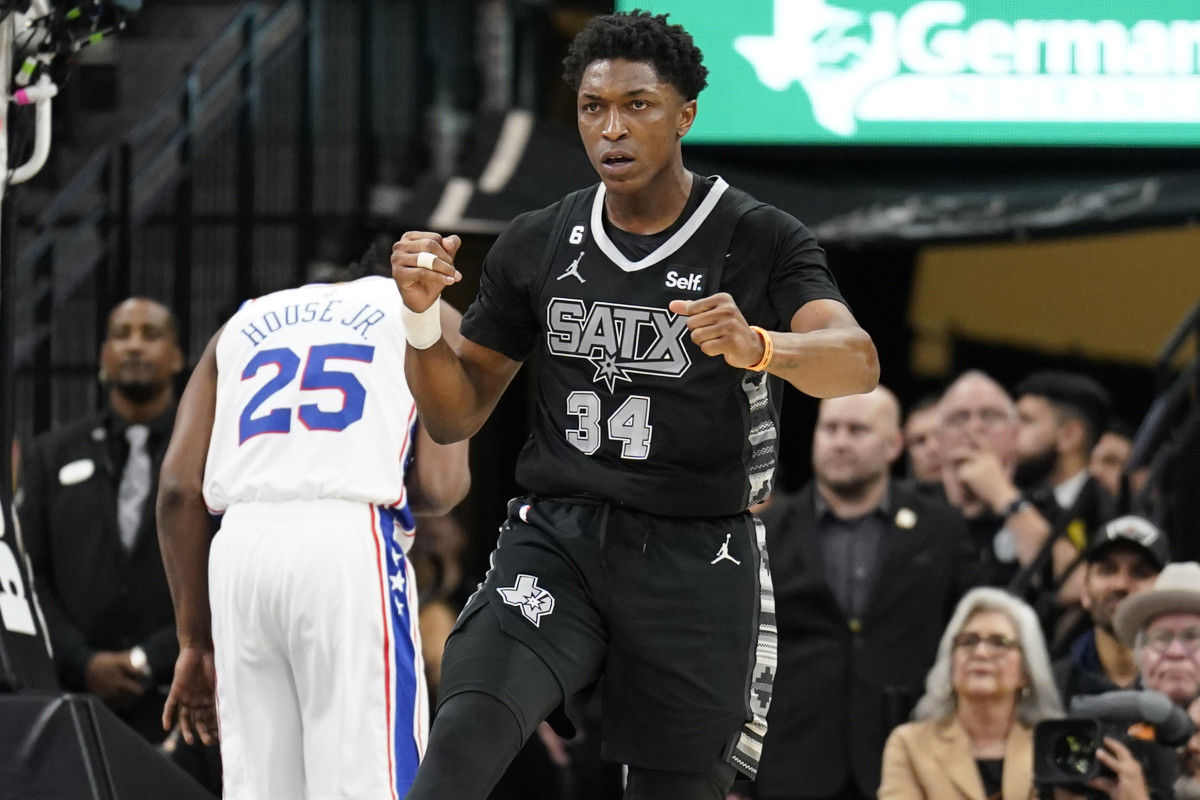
[157,275,470,800]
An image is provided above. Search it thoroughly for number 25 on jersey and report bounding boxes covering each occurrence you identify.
[239,343,375,444]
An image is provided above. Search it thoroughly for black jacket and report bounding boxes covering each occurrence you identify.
[1052,627,1142,711]
[17,408,179,739]
[756,480,977,799]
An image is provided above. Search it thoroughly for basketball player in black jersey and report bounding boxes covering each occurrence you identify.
[392,11,879,800]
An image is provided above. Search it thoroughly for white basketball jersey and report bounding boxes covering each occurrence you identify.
[204,276,417,514]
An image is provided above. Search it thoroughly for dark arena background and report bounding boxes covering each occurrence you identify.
[3,1,1200,797]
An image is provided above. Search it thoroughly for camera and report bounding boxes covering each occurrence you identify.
[1033,690,1193,798]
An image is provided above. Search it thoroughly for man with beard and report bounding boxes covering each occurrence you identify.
[756,387,974,800]
[1012,370,1118,646]
[1014,371,1115,544]
[1052,515,1167,708]
[17,299,195,750]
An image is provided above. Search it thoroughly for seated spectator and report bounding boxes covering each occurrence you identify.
[1013,371,1114,545]
[1114,562,1200,708]
[937,371,1058,590]
[1090,421,1135,499]
[1053,515,1167,708]
[1011,371,1117,645]
[1055,562,1200,800]
[878,587,1061,800]
[904,394,944,487]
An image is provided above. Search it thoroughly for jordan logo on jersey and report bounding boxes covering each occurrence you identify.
[556,251,587,283]
[497,574,556,627]
[547,298,692,392]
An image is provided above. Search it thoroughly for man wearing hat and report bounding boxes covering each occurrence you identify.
[1053,515,1168,708]
[1115,560,1200,708]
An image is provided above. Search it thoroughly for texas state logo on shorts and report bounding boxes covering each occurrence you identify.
[497,574,555,627]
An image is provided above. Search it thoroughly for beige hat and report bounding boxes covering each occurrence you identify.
[1113,562,1200,646]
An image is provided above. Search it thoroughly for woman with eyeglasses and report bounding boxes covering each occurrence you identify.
[878,587,1062,800]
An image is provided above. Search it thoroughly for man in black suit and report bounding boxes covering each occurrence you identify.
[756,386,975,800]
[17,298,184,742]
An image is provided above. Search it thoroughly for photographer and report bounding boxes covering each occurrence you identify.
[1111,562,1200,800]
[1049,744,1152,800]
[1041,689,1190,800]
[1070,738,1154,800]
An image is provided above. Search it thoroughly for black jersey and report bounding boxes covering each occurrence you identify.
[461,175,846,517]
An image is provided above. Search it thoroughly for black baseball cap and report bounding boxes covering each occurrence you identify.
[1084,515,1169,570]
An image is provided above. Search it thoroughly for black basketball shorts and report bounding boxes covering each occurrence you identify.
[439,496,777,777]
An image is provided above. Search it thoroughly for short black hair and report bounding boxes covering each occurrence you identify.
[1014,370,1112,452]
[107,297,181,347]
[307,234,393,284]
[1104,417,1136,442]
[562,10,708,101]
[906,393,942,419]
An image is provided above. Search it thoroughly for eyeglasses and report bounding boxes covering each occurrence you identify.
[942,407,1012,430]
[1145,628,1200,654]
[953,632,1020,656]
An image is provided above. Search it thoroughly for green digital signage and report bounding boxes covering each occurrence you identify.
[613,0,1200,146]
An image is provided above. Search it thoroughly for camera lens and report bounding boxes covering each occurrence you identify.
[1052,732,1098,776]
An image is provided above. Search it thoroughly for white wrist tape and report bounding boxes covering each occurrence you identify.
[402,300,442,349]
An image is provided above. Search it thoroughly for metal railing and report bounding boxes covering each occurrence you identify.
[6,0,511,447]
[1128,298,1200,510]
[10,0,314,439]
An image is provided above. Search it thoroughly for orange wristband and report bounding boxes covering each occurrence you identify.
[748,326,773,372]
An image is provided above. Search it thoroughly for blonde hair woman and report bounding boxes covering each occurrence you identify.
[878,588,1062,800]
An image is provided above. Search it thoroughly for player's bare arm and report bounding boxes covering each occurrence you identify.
[668,294,879,398]
[405,297,471,514]
[157,328,220,745]
[392,231,523,444]
[407,422,470,516]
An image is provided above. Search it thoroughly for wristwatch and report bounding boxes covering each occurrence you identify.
[1002,495,1033,519]
[129,646,153,680]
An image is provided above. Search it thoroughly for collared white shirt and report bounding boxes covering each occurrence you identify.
[1055,469,1089,510]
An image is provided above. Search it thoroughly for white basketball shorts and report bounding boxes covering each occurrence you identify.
[209,499,426,800]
